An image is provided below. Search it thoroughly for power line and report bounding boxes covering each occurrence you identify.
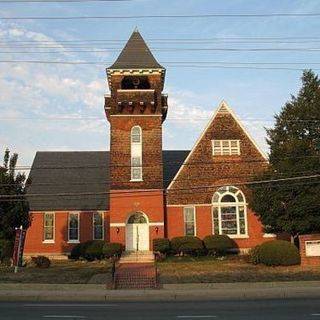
[6,155,320,171]
[1,168,320,187]
[1,47,320,52]
[0,0,130,2]
[0,60,318,71]
[2,36,320,43]
[0,12,320,20]
[1,173,319,199]
[0,115,319,122]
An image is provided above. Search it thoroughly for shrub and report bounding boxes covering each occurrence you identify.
[203,235,235,256]
[249,240,301,266]
[248,245,261,264]
[70,240,105,261]
[102,242,124,258]
[31,256,51,268]
[171,236,205,256]
[153,238,170,254]
[70,242,87,260]
[83,240,105,261]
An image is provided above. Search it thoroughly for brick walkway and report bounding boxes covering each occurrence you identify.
[115,263,158,289]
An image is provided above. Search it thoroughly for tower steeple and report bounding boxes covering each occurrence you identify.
[108,29,164,70]
[105,30,168,190]
[105,30,168,121]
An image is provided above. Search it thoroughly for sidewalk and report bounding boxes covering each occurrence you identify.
[1,281,320,301]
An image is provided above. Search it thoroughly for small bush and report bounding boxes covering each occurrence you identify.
[248,245,261,264]
[153,238,170,254]
[84,240,105,261]
[203,235,235,256]
[171,236,205,256]
[70,242,87,260]
[102,242,124,258]
[249,240,301,266]
[70,240,105,261]
[32,256,51,268]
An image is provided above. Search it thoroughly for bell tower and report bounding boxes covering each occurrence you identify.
[105,30,168,248]
[105,29,167,190]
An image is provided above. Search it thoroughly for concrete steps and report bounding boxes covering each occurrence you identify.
[119,251,155,264]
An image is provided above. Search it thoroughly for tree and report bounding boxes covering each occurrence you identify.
[0,149,30,258]
[249,70,320,241]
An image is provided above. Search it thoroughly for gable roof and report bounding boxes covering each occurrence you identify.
[167,100,268,190]
[27,150,189,211]
[108,30,164,70]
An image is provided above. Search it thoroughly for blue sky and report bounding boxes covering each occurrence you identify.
[0,0,320,166]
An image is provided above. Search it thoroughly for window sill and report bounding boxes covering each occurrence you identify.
[130,179,143,182]
[67,240,80,244]
[42,240,54,244]
[227,234,249,239]
[263,233,276,238]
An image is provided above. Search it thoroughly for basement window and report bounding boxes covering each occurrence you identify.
[212,140,240,156]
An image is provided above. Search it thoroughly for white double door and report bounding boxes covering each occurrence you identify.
[126,223,149,251]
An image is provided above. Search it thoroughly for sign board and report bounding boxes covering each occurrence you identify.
[305,240,320,257]
[12,227,26,268]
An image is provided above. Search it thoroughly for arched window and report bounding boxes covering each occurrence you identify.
[131,126,142,181]
[127,212,148,224]
[212,186,247,236]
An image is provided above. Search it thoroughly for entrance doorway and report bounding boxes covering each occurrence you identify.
[125,212,149,251]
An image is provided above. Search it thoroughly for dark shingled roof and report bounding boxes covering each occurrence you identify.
[27,152,110,212]
[27,150,189,211]
[108,30,164,70]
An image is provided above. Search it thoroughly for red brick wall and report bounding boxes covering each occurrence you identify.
[299,234,320,266]
[166,205,274,250]
[109,189,164,249]
[24,211,109,256]
[167,110,267,205]
[109,116,163,190]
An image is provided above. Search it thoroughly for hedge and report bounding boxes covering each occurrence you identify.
[171,236,205,256]
[153,238,170,254]
[249,240,301,266]
[203,235,235,256]
[70,240,124,260]
[102,242,124,258]
[84,240,105,261]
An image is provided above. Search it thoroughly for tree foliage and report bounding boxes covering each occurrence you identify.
[0,149,30,243]
[249,70,320,239]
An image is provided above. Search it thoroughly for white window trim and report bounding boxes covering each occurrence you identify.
[92,211,104,240]
[130,125,143,182]
[183,206,196,236]
[68,212,80,243]
[212,139,240,156]
[212,186,248,238]
[43,212,55,244]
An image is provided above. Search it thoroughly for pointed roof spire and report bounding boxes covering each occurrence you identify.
[108,29,164,70]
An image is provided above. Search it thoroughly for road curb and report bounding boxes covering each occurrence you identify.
[1,285,320,302]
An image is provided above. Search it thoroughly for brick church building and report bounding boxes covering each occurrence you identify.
[24,30,274,258]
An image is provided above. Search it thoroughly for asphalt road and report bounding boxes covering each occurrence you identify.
[1,299,320,320]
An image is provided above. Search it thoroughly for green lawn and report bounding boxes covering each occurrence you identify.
[157,255,320,283]
[0,260,111,284]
